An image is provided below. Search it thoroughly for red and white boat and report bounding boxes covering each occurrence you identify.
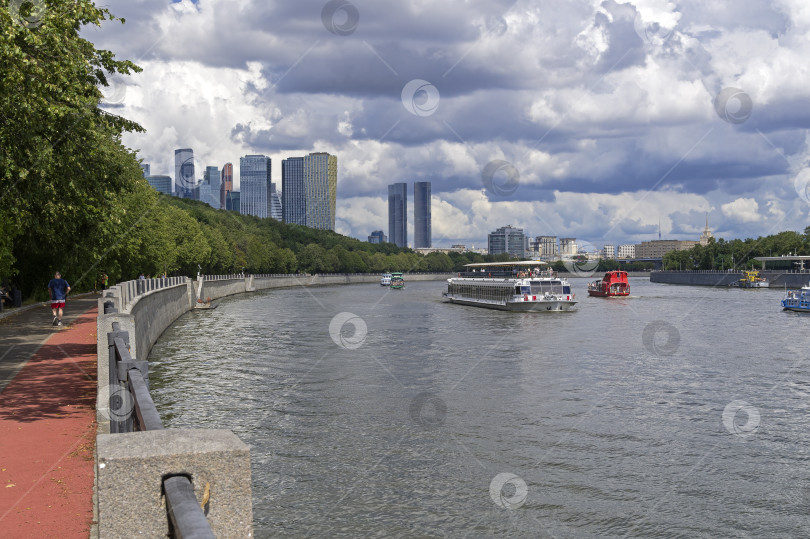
[587,270,630,297]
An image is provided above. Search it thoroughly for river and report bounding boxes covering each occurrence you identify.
[148,278,810,537]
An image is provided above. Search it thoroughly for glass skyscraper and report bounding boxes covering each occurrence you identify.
[281,157,305,225]
[239,155,272,218]
[388,182,407,248]
[413,181,431,248]
[220,163,233,210]
[198,166,221,209]
[174,148,195,198]
[146,175,172,195]
[281,152,337,231]
[269,183,283,221]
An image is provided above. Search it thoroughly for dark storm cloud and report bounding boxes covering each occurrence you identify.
[82,0,810,243]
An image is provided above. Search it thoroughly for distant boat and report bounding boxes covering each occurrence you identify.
[443,261,576,311]
[782,283,810,312]
[587,270,630,297]
[731,270,769,288]
[380,273,392,286]
[390,272,404,289]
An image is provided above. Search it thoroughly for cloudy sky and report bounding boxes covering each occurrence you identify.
[86,0,810,248]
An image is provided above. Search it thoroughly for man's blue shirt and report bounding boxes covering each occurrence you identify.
[48,278,70,300]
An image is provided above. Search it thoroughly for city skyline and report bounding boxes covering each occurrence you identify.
[93,1,810,248]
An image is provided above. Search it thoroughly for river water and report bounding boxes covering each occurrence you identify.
[148,278,810,538]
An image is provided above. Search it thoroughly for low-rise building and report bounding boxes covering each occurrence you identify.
[617,244,635,259]
[634,240,697,258]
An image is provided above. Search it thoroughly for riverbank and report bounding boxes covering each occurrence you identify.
[651,270,810,287]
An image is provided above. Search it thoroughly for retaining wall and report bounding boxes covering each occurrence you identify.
[651,270,810,287]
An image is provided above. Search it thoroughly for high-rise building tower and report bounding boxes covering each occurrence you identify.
[174,148,195,198]
[281,157,305,225]
[414,181,431,248]
[368,230,387,244]
[220,163,233,210]
[388,182,408,248]
[239,155,272,218]
[269,183,283,221]
[488,225,524,257]
[281,152,338,230]
[198,166,221,209]
[146,175,172,195]
[140,163,150,177]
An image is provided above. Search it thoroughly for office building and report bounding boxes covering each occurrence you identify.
[198,166,221,209]
[537,236,558,259]
[560,238,578,256]
[146,175,172,195]
[413,181,431,248]
[281,152,338,230]
[220,163,233,210]
[140,163,150,177]
[602,244,615,259]
[618,244,635,259]
[270,183,283,221]
[388,183,408,248]
[635,240,697,258]
[226,191,240,213]
[281,157,305,225]
[240,155,272,218]
[488,225,525,257]
[368,230,387,244]
[174,148,195,198]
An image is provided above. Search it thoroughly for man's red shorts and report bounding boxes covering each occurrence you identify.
[51,300,65,309]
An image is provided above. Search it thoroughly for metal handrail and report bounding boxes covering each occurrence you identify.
[164,476,215,539]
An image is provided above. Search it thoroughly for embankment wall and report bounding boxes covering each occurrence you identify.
[651,270,810,287]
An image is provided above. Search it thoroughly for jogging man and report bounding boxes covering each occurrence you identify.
[48,271,71,326]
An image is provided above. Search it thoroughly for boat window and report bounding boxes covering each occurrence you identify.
[563,286,570,294]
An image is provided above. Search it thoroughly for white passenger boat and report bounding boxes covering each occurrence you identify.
[380,273,392,286]
[443,261,577,312]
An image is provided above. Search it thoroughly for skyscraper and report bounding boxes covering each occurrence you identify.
[198,166,221,209]
[239,155,272,218]
[146,175,172,195]
[281,152,338,230]
[174,148,195,198]
[281,157,305,225]
[140,163,150,177]
[269,183,283,221]
[388,183,407,248]
[220,162,233,210]
[413,181,431,248]
[368,230,387,244]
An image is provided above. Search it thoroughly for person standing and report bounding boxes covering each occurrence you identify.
[48,271,71,326]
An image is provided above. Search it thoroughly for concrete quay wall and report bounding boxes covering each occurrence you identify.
[651,270,810,287]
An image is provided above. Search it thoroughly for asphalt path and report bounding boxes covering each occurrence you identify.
[0,296,98,394]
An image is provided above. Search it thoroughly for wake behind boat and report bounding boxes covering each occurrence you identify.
[443,261,577,311]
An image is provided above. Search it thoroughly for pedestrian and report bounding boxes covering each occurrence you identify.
[48,271,71,326]
[101,271,108,291]
[138,273,145,280]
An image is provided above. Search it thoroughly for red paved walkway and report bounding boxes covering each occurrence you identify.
[0,304,97,538]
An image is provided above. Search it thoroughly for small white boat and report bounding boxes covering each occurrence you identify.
[380,273,392,286]
[782,282,810,312]
[443,261,577,312]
